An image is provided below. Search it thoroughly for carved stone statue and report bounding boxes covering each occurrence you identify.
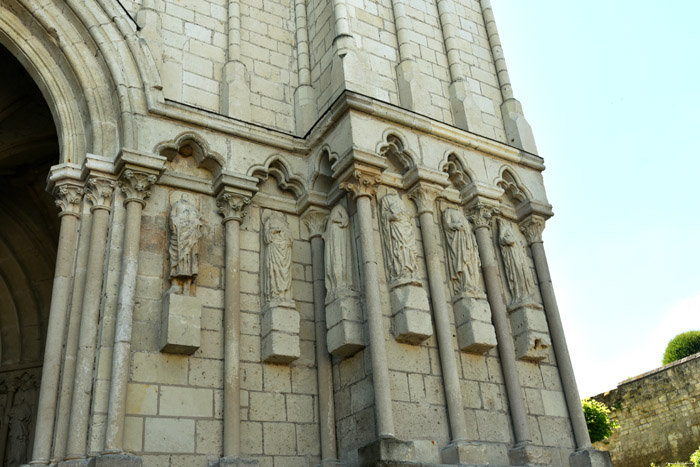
[442,207,482,297]
[168,199,202,295]
[498,219,538,309]
[324,205,355,303]
[379,191,420,285]
[6,392,31,466]
[263,212,293,305]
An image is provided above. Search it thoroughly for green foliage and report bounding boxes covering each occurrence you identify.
[648,444,700,466]
[691,445,700,467]
[581,398,619,443]
[662,331,700,365]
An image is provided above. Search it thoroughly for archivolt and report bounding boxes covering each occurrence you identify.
[0,0,161,164]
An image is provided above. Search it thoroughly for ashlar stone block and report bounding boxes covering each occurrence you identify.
[390,284,433,345]
[513,330,551,362]
[160,292,201,355]
[456,320,498,355]
[508,443,552,466]
[452,296,497,354]
[261,304,300,364]
[326,294,365,357]
[569,449,613,467]
[509,305,552,362]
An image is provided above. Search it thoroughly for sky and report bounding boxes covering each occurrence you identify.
[490,1,700,397]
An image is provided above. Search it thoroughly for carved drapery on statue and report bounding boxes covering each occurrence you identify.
[497,218,551,362]
[323,205,364,356]
[379,191,421,286]
[168,199,202,294]
[498,219,538,309]
[261,211,299,363]
[441,207,497,354]
[0,369,40,467]
[443,207,482,296]
[263,212,294,306]
[378,190,433,344]
[161,197,203,355]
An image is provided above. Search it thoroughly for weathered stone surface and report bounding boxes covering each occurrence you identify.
[160,292,201,354]
[9,1,582,464]
[569,449,613,467]
[390,285,433,344]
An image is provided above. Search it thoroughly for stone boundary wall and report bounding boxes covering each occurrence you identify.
[592,352,700,467]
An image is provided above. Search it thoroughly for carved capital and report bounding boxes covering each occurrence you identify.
[216,192,251,223]
[84,177,116,212]
[467,203,499,230]
[339,169,382,199]
[118,169,158,206]
[54,182,84,218]
[301,208,329,239]
[407,183,442,215]
[520,215,545,245]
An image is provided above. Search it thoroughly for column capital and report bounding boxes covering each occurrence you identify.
[520,215,546,245]
[84,177,117,212]
[216,191,252,223]
[301,208,329,240]
[53,181,84,219]
[339,167,383,199]
[467,202,499,230]
[118,169,158,207]
[407,182,443,215]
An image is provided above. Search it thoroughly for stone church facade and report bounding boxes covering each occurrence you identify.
[0,0,611,466]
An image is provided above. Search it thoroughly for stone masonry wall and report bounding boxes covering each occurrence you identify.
[592,352,700,466]
[119,0,507,140]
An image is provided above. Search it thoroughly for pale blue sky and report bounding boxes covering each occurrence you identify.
[491,1,700,397]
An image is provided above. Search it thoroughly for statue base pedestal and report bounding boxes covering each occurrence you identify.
[210,456,260,466]
[261,302,300,364]
[569,448,613,467]
[161,292,201,355]
[359,436,415,466]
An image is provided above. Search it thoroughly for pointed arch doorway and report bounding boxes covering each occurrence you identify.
[0,43,60,466]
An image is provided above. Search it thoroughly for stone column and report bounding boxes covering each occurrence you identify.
[214,191,253,464]
[408,184,482,464]
[468,204,549,465]
[520,217,613,467]
[65,177,116,460]
[31,176,83,465]
[302,209,342,466]
[103,169,158,456]
[339,169,395,439]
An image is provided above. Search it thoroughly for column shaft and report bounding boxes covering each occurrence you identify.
[417,211,468,441]
[223,219,242,456]
[104,200,144,452]
[530,241,592,449]
[32,212,80,464]
[53,212,92,460]
[473,226,531,444]
[356,196,395,438]
[66,207,112,458]
[310,235,338,460]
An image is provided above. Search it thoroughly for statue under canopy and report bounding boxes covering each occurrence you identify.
[324,205,355,302]
[442,207,481,296]
[263,212,294,305]
[379,190,420,285]
[498,219,538,309]
[168,199,202,295]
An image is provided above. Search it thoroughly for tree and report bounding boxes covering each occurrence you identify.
[662,330,700,365]
[581,398,619,443]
